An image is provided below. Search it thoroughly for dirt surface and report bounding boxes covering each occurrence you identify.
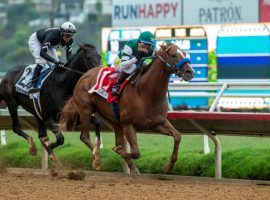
[0,170,270,200]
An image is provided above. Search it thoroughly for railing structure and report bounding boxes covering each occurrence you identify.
[1,82,270,178]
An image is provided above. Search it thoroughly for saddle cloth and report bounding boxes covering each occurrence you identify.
[88,67,128,103]
[15,64,53,96]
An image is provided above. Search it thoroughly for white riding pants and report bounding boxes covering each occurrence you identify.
[28,32,59,67]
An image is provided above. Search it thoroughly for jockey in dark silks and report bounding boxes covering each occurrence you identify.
[111,31,155,96]
[28,21,76,93]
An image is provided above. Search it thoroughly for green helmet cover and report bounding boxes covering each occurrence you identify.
[138,31,155,46]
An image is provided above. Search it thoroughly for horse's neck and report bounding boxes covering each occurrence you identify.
[54,62,82,95]
[64,54,84,87]
[140,58,170,100]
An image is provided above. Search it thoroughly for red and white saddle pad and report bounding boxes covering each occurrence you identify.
[88,67,128,103]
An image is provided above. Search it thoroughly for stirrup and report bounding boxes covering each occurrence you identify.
[111,87,119,96]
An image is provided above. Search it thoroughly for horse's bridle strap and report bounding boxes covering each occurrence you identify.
[176,58,191,69]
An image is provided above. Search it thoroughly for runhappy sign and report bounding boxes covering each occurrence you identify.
[112,0,181,27]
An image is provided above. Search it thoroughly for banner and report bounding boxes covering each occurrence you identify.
[260,0,270,22]
[112,0,182,27]
[183,0,259,25]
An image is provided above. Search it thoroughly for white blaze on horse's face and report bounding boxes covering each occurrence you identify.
[168,45,194,81]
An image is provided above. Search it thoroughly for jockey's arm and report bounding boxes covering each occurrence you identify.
[120,57,137,68]
[116,44,138,71]
[65,39,73,62]
[40,43,58,64]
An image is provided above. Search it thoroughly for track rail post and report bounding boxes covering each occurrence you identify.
[189,119,222,179]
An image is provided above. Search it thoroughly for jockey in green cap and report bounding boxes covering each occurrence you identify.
[111,31,155,96]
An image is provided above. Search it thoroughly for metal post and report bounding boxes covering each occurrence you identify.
[204,83,228,154]
[1,130,6,145]
[190,119,222,179]
[41,145,48,170]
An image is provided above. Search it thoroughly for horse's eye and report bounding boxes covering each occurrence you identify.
[172,54,177,58]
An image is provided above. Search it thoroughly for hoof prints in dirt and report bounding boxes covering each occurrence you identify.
[51,169,86,180]
[0,162,7,173]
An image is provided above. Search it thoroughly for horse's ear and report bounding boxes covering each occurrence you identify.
[159,44,166,50]
[78,44,88,51]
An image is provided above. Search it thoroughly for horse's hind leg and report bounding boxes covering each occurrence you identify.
[79,111,101,170]
[90,114,101,170]
[37,119,62,169]
[7,103,37,155]
[112,125,140,175]
[155,119,181,174]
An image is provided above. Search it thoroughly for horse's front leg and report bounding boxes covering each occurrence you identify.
[46,118,65,150]
[37,120,62,169]
[113,124,140,175]
[155,119,181,174]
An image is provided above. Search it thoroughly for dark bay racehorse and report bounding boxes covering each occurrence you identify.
[59,43,194,174]
[0,43,101,168]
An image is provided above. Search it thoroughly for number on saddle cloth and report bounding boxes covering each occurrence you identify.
[15,64,52,95]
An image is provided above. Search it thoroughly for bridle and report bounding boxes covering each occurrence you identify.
[155,44,191,74]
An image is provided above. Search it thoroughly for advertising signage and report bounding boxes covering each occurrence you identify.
[260,0,270,22]
[183,0,259,25]
[112,0,260,27]
[112,0,182,27]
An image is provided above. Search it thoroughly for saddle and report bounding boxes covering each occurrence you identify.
[15,64,53,96]
[15,64,53,120]
[89,67,130,103]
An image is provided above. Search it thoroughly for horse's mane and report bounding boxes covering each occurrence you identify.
[75,43,96,54]
[65,43,96,66]
[131,43,174,88]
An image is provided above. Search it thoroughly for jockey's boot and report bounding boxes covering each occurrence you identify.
[29,64,43,93]
[111,71,129,96]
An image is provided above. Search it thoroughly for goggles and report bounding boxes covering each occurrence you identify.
[62,33,73,39]
[139,42,151,50]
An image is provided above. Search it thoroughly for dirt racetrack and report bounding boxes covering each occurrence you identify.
[1,168,270,200]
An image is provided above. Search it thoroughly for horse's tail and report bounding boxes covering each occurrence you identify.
[59,97,79,131]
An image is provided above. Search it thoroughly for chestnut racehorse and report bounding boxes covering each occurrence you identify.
[60,43,194,174]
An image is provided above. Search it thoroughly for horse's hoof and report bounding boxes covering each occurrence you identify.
[49,154,62,169]
[165,164,173,174]
[29,148,37,156]
[50,167,58,177]
[92,159,102,171]
[131,168,141,175]
[28,137,37,156]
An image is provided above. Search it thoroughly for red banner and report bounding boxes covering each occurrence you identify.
[260,0,270,22]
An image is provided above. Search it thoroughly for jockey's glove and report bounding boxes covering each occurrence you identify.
[55,61,64,67]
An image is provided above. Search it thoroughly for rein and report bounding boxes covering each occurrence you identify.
[61,66,84,75]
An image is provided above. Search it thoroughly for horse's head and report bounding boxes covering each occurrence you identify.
[69,43,101,73]
[156,43,194,81]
